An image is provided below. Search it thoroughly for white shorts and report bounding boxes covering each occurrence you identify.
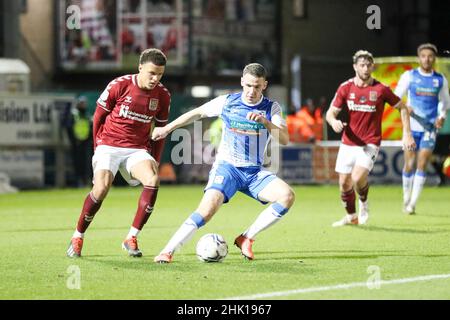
[335,143,379,174]
[92,145,155,186]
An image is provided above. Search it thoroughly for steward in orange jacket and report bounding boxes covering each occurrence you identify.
[287,104,323,143]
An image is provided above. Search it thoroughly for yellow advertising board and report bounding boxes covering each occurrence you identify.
[373,57,450,140]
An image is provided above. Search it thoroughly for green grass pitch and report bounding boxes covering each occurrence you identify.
[0,185,449,300]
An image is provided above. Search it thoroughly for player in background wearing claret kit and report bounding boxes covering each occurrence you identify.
[67,49,171,258]
[326,50,416,227]
[394,43,450,215]
[152,63,295,263]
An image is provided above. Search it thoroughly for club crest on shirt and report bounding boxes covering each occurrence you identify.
[369,91,378,101]
[149,98,159,111]
[433,79,439,87]
[246,110,265,119]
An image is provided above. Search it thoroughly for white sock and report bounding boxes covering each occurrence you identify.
[243,203,288,240]
[127,227,140,239]
[402,171,414,205]
[161,213,205,254]
[409,171,426,208]
[359,199,369,212]
[73,230,84,239]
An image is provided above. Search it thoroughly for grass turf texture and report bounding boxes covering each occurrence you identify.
[0,185,449,299]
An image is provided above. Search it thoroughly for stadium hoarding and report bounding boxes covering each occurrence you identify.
[280,142,439,185]
[0,150,44,188]
[280,145,314,183]
[373,57,450,140]
[0,94,75,188]
[0,94,74,146]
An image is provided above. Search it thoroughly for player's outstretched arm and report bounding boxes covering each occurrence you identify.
[396,101,416,151]
[326,106,346,133]
[152,105,207,141]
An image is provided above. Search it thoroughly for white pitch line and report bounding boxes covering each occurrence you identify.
[222,273,450,300]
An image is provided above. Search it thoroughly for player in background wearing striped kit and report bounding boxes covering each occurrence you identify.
[152,63,295,263]
[395,43,450,214]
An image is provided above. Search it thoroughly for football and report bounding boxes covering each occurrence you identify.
[196,233,228,262]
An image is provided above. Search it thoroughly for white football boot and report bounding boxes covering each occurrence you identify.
[404,204,415,215]
[358,200,369,225]
[332,214,358,227]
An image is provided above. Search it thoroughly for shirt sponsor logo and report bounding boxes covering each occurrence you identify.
[359,96,367,103]
[347,100,376,112]
[149,99,159,111]
[119,105,129,117]
[415,87,439,97]
[119,104,153,123]
[228,119,265,135]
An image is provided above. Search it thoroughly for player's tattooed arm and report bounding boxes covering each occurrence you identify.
[326,106,346,133]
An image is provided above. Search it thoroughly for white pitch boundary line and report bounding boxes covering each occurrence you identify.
[222,273,450,300]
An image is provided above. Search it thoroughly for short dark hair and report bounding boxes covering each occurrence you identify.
[139,48,167,66]
[353,50,374,64]
[243,63,267,79]
[417,43,437,56]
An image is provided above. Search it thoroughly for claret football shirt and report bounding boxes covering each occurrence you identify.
[331,78,400,146]
[95,74,170,150]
